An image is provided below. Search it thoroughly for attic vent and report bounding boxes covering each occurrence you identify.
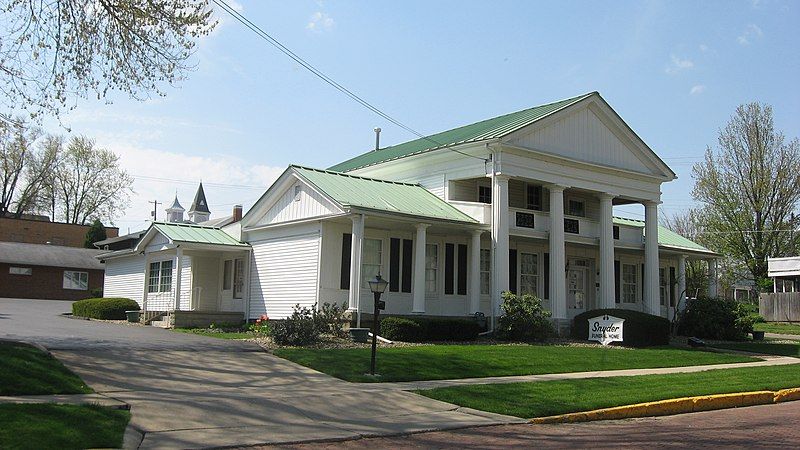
[294,185,302,202]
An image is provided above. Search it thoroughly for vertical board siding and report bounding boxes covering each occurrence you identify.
[509,106,652,174]
[759,293,800,321]
[103,255,145,306]
[180,256,192,310]
[259,181,338,225]
[249,233,320,319]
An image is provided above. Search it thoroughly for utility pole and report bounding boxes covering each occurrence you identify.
[149,200,161,221]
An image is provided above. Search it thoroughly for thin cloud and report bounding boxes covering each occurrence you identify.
[699,44,709,53]
[737,24,763,45]
[306,12,335,32]
[690,85,706,95]
[665,55,694,74]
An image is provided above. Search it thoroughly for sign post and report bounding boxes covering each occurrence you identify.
[588,314,624,346]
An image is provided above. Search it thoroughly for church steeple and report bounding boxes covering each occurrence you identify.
[165,195,185,223]
[188,182,211,223]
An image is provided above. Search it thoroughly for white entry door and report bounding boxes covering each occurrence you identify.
[567,267,587,313]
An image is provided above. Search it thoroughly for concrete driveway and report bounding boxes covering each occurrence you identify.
[0,298,521,449]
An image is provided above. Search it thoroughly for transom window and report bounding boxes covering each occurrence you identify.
[425,243,439,294]
[63,271,88,290]
[361,238,382,288]
[478,185,492,204]
[622,264,637,303]
[526,184,542,210]
[520,252,538,296]
[148,260,173,293]
[480,249,491,295]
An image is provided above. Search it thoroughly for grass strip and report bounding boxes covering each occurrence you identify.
[754,322,800,336]
[172,328,255,340]
[0,342,91,395]
[0,404,130,450]
[274,344,756,382]
[712,341,800,357]
[417,363,800,418]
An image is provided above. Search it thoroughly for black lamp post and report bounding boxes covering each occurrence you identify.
[367,272,388,376]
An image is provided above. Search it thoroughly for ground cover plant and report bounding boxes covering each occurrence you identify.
[274,344,756,383]
[0,404,130,450]
[71,297,140,320]
[417,363,800,418]
[0,342,90,395]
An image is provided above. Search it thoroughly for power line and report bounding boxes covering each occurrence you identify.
[132,174,266,189]
[211,0,487,163]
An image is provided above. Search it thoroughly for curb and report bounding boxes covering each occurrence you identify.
[530,388,800,424]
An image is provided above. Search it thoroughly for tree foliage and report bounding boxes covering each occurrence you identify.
[692,103,800,286]
[84,218,107,248]
[0,119,58,217]
[0,0,217,121]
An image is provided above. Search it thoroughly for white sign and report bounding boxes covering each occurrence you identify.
[588,315,625,346]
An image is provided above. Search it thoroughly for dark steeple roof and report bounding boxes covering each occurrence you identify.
[189,182,210,213]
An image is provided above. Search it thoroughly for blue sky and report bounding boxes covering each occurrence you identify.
[45,0,799,230]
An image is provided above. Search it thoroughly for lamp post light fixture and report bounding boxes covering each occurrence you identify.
[367,272,389,376]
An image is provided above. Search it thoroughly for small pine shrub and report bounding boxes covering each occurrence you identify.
[496,292,553,342]
[72,298,139,320]
[271,304,319,346]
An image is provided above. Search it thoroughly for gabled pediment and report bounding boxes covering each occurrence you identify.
[504,94,675,180]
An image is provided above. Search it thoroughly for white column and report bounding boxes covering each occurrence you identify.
[598,193,616,309]
[491,175,510,316]
[413,223,430,313]
[548,184,567,320]
[677,254,687,310]
[469,230,483,314]
[348,214,364,326]
[174,247,183,311]
[644,201,660,315]
[707,258,718,298]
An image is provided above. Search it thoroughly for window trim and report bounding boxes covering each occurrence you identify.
[361,238,383,289]
[621,263,637,304]
[147,260,173,293]
[519,251,539,297]
[222,259,233,291]
[480,248,491,295]
[477,185,492,204]
[425,243,439,295]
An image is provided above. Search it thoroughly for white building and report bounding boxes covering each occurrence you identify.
[99,92,718,331]
[768,257,800,293]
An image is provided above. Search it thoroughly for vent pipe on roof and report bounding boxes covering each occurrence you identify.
[373,127,381,151]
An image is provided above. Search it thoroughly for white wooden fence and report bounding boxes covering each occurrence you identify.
[759,293,800,322]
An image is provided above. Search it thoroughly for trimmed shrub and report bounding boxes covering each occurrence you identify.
[313,302,349,338]
[497,292,553,342]
[271,304,319,346]
[379,316,481,342]
[676,297,755,341]
[572,308,670,347]
[380,317,423,342]
[72,298,139,320]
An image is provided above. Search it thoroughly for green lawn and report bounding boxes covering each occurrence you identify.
[712,341,800,357]
[0,342,91,396]
[0,404,130,450]
[418,363,800,419]
[172,328,256,340]
[755,322,800,336]
[274,344,757,382]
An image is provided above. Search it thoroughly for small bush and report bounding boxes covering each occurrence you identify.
[380,317,424,341]
[497,292,553,342]
[313,302,349,338]
[72,298,139,320]
[676,297,754,341]
[247,314,271,336]
[271,304,319,346]
[572,308,670,347]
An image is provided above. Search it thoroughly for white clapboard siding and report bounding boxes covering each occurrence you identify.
[509,106,652,174]
[258,181,339,225]
[249,232,320,319]
[103,255,145,306]
[414,173,446,199]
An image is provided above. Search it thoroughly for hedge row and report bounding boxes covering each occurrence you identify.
[572,308,670,347]
[72,298,140,320]
[380,316,482,342]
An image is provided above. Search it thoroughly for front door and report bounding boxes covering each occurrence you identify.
[567,267,587,313]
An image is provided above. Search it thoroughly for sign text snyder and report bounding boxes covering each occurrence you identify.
[588,315,625,346]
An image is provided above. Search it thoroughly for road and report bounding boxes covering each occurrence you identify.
[276,401,800,449]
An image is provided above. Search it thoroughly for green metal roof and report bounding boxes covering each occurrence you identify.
[613,217,714,254]
[293,166,478,223]
[152,222,248,247]
[328,92,595,172]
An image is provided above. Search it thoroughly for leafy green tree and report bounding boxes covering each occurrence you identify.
[692,103,800,289]
[84,219,107,248]
[1,1,217,121]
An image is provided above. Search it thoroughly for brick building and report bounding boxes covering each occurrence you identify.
[0,216,119,248]
[0,242,105,301]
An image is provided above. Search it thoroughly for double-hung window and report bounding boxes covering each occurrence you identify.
[659,267,667,306]
[622,263,637,303]
[520,252,538,296]
[361,238,382,288]
[480,249,491,295]
[478,185,492,204]
[568,199,585,217]
[148,260,173,293]
[63,271,88,290]
[425,243,438,294]
[526,184,542,210]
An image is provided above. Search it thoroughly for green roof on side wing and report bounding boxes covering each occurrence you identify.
[328,92,595,172]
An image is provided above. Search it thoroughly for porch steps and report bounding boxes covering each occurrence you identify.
[150,313,173,329]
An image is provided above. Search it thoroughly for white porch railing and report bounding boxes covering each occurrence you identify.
[508,207,644,246]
